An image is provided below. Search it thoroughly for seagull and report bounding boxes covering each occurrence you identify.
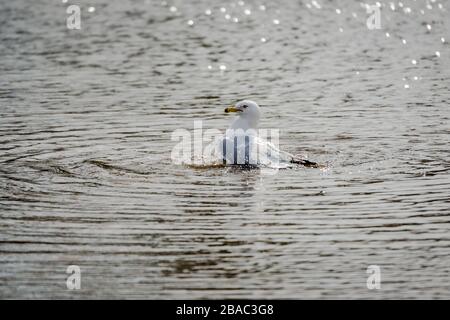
[221,100,319,168]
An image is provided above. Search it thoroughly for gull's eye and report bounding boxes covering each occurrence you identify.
[242,105,248,109]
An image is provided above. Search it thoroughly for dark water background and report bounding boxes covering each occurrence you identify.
[0,0,449,298]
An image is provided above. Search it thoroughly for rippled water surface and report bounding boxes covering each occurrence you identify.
[1,0,450,299]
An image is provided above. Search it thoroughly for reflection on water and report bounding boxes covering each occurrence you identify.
[0,0,449,299]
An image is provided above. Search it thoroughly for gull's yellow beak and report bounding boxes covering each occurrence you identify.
[224,106,240,113]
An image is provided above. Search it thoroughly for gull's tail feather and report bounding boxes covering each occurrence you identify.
[290,158,320,168]
[267,144,322,168]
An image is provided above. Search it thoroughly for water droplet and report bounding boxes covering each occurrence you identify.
[62,0,68,3]
[402,39,407,44]
[435,51,440,57]
[441,37,446,43]
[169,6,177,12]
[352,12,357,18]
[411,59,417,65]
[413,76,418,81]
[88,6,95,13]
[244,9,251,15]
[385,32,390,38]
[225,14,231,20]
[205,9,212,15]
[336,9,341,14]
[273,19,280,25]
[187,20,194,26]
[219,65,227,71]
[238,1,245,6]
[398,2,404,8]
[207,65,212,70]
[356,71,360,75]
[259,5,266,11]
[233,17,239,23]
[404,84,410,89]
[261,37,266,43]
[426,24,432,31]
[220,7,226,13]
[339,27,344,33]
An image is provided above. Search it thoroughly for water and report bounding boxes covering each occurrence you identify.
[1,0,449,299]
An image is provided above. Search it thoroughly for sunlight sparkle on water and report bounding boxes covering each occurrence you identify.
[312,1,321,9]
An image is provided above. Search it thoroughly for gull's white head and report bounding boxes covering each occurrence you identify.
[224,100,261,130]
